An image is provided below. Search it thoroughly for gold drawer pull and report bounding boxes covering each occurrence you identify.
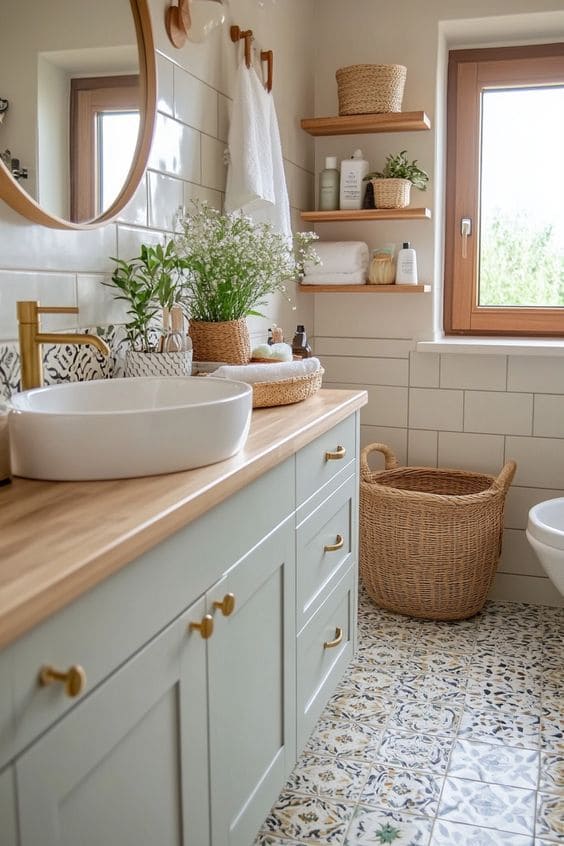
[189,614,214,639]
[213,593,236,617]
[323,626,344,649]
[39,664,87,698]
[325,445,346,461]
[324,534,344,553]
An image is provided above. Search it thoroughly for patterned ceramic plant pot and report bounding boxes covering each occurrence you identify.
[188,318,251,365]
[124,350,193,378]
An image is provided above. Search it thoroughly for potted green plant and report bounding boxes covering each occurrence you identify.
[173,201,318,365]
[106,241,192,377]
[366,150,429,209]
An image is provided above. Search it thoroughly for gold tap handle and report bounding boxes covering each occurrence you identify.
[39,664,87,698]
[189,614,214,639]
[323,627,344,649]
[213,593,236,617]
[324,534,344,553]
[325,445,346,461]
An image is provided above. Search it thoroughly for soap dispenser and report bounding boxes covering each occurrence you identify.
[292,325,312,358]
[339,149,369,210]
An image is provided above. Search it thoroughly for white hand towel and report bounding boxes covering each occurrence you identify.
[302,270,367,285]
[225,61,274,213]
[212,358,321,385]
[304,241,369,275]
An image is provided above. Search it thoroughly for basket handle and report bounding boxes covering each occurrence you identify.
[492,460,517,494]
[360,442,399,478]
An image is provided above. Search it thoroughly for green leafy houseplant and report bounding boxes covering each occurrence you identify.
[366,150,429,190]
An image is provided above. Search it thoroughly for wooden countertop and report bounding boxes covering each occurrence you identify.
[0,389,366,649]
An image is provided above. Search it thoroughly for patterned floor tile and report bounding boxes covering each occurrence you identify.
[322,691,391,726]
[388,701,461,736]
[448,738,539,789]
[542,667,564,691]
[377,731,454,774]
[396,672,466,704]
[285,754,369,801]
[458,707,540,749]
[255,835,309,846]
[431,819,534,845]
[542,692,564,721]
[438,777,536,835]
[341,665,399,695]
[304,719,382,762]
[468,661,541,694]
[409,652,472,674]
[261,793,354,845]
[475,631,544,661]
[355,641,413,667]
[411,629,477,654]
[539,753,564,793]
[344,805,433,845]
[465,688,541,717]
[540,718,564,755]
[536,793,564,842]
[360,766,443,816]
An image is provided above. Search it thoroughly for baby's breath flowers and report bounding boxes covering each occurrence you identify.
[174,201,318,322]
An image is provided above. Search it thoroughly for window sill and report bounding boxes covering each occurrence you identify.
[417,337,564,357]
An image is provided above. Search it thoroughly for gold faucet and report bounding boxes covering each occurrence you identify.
[17,301,110,390]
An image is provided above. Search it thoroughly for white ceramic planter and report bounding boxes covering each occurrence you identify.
[125,350,193,378]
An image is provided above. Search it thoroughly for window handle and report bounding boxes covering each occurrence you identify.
[461,217,472,259]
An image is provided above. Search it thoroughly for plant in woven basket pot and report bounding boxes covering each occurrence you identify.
[105,241,192,377]
[366,150,429,209]
[173,201,318,365]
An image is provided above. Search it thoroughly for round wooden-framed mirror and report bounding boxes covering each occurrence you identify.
[0,0,157,230]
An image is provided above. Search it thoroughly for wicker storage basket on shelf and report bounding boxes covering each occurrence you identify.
[252,367,324,408]
[336,64,407,115]
[189,318,251,365]
[371,177,411,209]
[360,443,516,620]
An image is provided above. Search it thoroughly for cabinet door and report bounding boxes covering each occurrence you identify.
[16,597,209,846]
[207,517,295,846]
[0,766,18,846]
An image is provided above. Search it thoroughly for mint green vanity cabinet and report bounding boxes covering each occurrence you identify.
[0,766,18,846]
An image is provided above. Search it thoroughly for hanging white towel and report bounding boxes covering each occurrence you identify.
[250,88,292,241]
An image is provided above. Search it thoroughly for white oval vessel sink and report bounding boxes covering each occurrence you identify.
[9,377,253,481]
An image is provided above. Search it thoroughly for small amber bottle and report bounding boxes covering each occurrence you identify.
[292,325,312,358]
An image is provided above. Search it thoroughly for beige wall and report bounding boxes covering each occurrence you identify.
[313,0,564,606]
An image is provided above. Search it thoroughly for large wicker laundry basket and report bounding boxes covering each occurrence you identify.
[359,443,516,620]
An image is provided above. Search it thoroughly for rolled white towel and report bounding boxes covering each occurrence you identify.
[213,357,321,385]
[302,270,367,285]
[305,241,369,275]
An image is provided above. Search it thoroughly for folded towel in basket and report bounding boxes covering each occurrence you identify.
[212,358,321,385]
[305,241,369,275]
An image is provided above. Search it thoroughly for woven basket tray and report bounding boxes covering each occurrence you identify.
[252,367,324,409]
[336,64,407,115]
[359,443,516,620]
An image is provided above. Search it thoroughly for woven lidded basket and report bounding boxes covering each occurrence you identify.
[189,318,251,365]
[252,367,324,409]
[336,64,407,115]
[360,443,516,620]
[372,177,411,209]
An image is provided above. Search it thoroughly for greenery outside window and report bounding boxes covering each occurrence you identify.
[444,43,564,336]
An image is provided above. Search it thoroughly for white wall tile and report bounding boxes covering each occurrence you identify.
[324,381,407,428]
[441,353,507,390]
[438,432,505,475]
[506,436,564,489]
[314,337,413,359]
[505,486,564,530]
[320,356,408,386]
[116,225,165,261]
[313,291,433,341]
[217,94,231,143]
[285,161,314,212]
[409,351,439,387]
[498,529,545,578]
[200,135,227,192]
[116,174,148,227]
[148,172,184,231]
[409,388,463,431]
[76,274,129,327]
[508,355,564,393]
[464,391,533,436]
[148,113,200,182]
[0,271,78,339]
[360,426,407,467]
[174,67,218,136]
[534,394,564,437]
[489,573,563,607]
[183,182,222,211]
[156,52,174,117]
[408,429,438,467]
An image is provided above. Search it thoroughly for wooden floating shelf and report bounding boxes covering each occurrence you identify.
[298,284,431,294]
[301,208,432,223]
[300,111,431,137]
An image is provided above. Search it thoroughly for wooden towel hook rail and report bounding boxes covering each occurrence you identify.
[261,49,273,93]
[230,25,253,69]
[165,0,191,49]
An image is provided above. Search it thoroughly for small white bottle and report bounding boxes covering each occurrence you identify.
[339,149,369,210]
[318,156,340,211]
[395,241,418,285]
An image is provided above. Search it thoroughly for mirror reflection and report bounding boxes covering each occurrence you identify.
[0,0,141,223]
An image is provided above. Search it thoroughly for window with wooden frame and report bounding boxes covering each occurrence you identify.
[70,75,140,223]
[444,44,564,336]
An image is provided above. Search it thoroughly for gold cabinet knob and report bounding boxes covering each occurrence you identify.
[213,593,236,617]
[189,614,214,639]
[38,664,87,698]
[325,445,346,461]
[324,534,344,553]
[323,627,344,649]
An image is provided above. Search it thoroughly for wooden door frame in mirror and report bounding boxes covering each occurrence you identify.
[0,0,157,230]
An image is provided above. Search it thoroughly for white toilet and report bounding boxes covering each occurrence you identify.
[527,497,564,596]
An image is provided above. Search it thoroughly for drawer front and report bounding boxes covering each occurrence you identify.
[296,566,354,753]
[296,414,356,508]
[296,473,356,632]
